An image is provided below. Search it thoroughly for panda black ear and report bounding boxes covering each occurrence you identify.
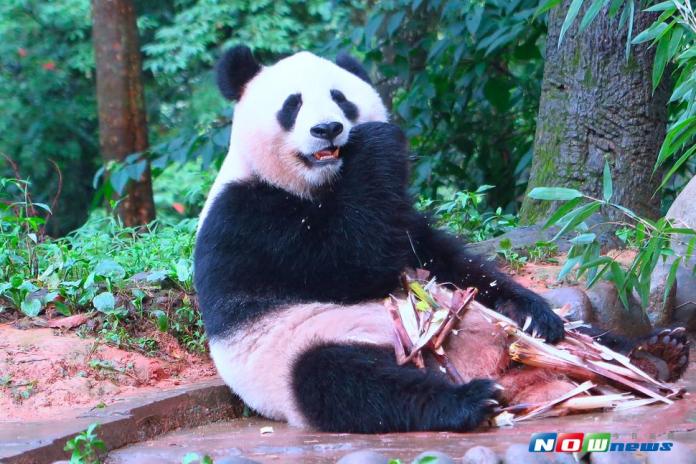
[216,45,262,101]
[336,52,371,84]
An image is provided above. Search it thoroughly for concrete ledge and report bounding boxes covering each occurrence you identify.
[0,378,243,464]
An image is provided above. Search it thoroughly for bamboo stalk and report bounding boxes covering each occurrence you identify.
[391,271,685,423]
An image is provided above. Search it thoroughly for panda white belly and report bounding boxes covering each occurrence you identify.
[208,301,393,426]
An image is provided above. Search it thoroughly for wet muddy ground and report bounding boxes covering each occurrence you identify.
[107,356,696,463]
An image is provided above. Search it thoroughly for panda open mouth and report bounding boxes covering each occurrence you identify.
[313,146,340,161]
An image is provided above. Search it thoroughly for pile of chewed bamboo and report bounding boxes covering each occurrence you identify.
[385,270,684,425]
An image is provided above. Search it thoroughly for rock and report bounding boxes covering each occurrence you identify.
[666,175,696,228]
[585,281,652,337]
[47,313,92,329]
[647,441,696,464]
[503,444,575,463]
[337,450,390,464]
[542,287,593,322]
[590,451,645,463]
[462,445,500,464]
[465,215,622,259]
[649,175,696,330]
[411,450,454,463]
[465,225,569,258]
[673,265,696,331]
[216,457,262,464]
[647,258,677,327]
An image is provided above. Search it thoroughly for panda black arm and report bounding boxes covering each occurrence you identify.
[414,225,565,343]
[337,122,410,201]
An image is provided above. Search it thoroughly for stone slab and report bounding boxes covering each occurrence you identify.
[0,378,242,464]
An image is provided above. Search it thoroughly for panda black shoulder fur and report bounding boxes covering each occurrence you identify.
[195,46,569,433]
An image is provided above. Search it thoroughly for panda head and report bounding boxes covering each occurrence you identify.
[215,46,388,197]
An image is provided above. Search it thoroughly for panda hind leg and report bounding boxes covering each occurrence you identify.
[290,342,500,433]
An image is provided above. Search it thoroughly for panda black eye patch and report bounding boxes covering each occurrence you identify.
[277,93,303,131]
[331,89,358,121]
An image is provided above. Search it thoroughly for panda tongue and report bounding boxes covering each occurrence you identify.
[314,147,340,160]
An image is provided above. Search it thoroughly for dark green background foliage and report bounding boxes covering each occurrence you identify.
[0,1,96,234]
[0,0,549,233]
[351,0,546,209]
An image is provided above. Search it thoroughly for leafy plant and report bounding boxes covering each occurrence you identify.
[1,176,205,354]
[529,161,696,308]
[64,423,106,464]
[527,240,560,263]
[2,378,37,403]
[182,453,213,464]
[421,185,518,242]
[498,238,529,272]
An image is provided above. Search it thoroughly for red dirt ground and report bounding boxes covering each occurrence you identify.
[0,324,216,421]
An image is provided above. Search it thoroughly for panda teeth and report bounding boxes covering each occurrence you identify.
[313,147,340,161]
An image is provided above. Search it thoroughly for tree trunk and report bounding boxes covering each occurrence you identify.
[519,2,670,224]
[92,0,155,226]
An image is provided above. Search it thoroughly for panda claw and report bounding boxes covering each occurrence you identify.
[672,327,686,337]
[630,327,690,382]
[522,316,532,332]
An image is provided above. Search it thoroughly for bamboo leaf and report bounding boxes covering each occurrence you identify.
[610,262,629,308]
[558,0,585,47]
[686,237,696,262]
[570,233,597,245]
[602,160,613,201]
[535,0,562,18]
[558,256,582,281]
[632,21,668,44]
[579,0,607,33]
[645,1,675,12]
[586,262,611,288]
[655,116,696,169]
[528,187,584,201]
[543,197,584,229]
[657,145,696,190]
[652,30,671,91]
[663,257,681,306]
[608,0,623,17]
[623,0,634,60]
[553,202,602,241]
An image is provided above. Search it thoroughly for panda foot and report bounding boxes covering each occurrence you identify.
[629,327,690,382]
[455,379,503,431]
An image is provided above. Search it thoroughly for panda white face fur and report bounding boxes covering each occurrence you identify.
[203,49,388,222]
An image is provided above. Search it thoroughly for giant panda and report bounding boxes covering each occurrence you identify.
[194,46,688,433]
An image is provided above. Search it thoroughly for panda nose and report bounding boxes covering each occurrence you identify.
[310,122,344,141]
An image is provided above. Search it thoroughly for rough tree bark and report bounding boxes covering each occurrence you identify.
[519,2,670,224]
[92,0,155,226]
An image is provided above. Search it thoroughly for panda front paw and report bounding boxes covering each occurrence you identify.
[455,378,502,431]
[497,293,565,343]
